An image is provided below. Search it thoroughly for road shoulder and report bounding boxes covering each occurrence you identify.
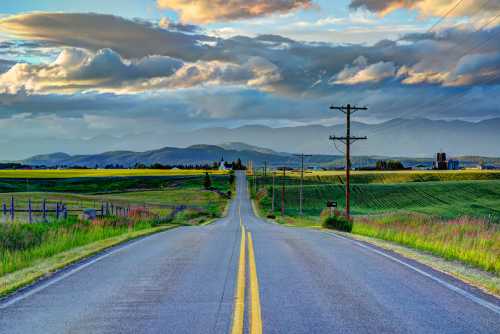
[331,231,500,298]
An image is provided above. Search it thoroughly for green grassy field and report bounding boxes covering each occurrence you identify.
[253,170,500,275]
[0,174,230,194]
[0,172,232,223]
[0,171,232,279]
[258,180,500,221]
[255,170,500,185]
[253,170,500,221]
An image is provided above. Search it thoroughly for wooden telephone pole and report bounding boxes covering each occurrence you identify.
[294,153,312,215]
[281,167,286,216]
[329,104,367,219]
[271,171,276,212]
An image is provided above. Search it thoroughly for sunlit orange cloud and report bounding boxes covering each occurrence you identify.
[157,0,313,23]
[350,0,500,18]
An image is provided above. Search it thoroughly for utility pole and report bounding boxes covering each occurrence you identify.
[294,153,312,215]
[253,166,257,194]
[329,104,367,219]
[281,167,286,216]
[272,171,275,212]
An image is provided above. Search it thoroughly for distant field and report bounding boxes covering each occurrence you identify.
[0,189,226,210]
[0,169,227,179]
[256,180,500,221]
[258,170,500,185]
[0,174,230,194]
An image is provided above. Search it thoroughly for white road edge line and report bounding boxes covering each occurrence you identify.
[325,231,500,315]
[0,231,160,309]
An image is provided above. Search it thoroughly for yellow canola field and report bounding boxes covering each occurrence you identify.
[0,169,228,179]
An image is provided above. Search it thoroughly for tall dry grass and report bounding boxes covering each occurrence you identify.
[0,211,162,276]
[354,214,500,275]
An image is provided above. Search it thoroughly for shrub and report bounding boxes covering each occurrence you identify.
[322,214,353,232]
[267,213,276,219]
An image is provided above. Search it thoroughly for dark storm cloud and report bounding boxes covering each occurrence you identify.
[0,13,210,61]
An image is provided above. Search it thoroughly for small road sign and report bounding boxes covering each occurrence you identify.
[327,201,337,208]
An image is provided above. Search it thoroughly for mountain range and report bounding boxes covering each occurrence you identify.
[170,118,500,157]
[23,142,500,169]
[23,143,337,168]
[18,118,500,167]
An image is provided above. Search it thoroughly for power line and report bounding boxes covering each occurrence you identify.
[365,3,500,136]
[369,20,500,137]
[426,0,466,33]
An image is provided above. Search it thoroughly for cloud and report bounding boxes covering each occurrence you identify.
[0,13,208,60]
[0,59,15,74]
[349,0,500,18]
[0,11,499,140]
[158,18,199,33]
[149,56,281,90]
[399,52,500,86]
[157,0,313,23]
[0,48,280,94]
[0,48,183,93]
[332,56,396,85]
[1,15,499,96]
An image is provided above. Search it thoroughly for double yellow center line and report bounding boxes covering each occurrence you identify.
[231,205,263,334]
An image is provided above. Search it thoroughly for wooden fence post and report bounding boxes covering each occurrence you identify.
[10,196,14,222]
[42,199,47,222]
[28,199,32,224]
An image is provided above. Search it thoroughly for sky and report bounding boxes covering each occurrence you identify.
[0,0,499,159]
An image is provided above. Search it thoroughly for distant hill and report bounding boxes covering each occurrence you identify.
[24,153,72,166]
[23,144,499,169]
[23,144,338,168]
[218,142,287,156]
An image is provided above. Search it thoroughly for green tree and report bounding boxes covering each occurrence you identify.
[203,172,212,189]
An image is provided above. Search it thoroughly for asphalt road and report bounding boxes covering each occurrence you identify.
[0,172,499,333]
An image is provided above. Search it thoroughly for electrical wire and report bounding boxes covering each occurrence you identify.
[368,16,500,136]
[358,0,499,137]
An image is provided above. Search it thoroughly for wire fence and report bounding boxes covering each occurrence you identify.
[0,197,204,224]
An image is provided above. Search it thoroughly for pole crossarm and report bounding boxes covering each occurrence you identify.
[330,105,367,114]
[329,136,367,144]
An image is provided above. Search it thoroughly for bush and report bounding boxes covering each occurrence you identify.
[322,214,353,232]
[267,213,276,219]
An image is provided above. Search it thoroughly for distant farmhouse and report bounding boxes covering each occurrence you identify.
[219,156,229,171]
